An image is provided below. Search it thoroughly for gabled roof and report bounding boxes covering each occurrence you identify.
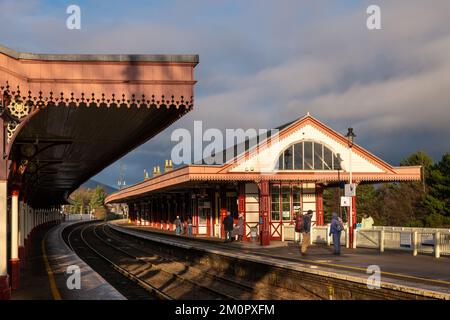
[218,113,396,174]
[105,113,422,204]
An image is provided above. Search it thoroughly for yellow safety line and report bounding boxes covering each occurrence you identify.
[299,257,450,286]
[41,236,62,300]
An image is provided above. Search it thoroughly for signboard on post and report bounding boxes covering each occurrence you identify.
[340,196,351,207]
[345,183,356,197]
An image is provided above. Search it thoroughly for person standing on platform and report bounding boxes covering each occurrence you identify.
[187,216,193,236]
[174,216,182,235]
[236,213,245,242]
[300,210,313,256]
[182,218,188,235]
[294,209,303,243]
[361,213,374,229]
[330,212,344,255]
[223,211,234,242]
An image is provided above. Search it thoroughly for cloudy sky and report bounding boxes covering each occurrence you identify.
[1,0,449,188]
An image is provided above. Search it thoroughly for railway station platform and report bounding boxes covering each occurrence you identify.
[110,220,450,300]
[12,221,125,300]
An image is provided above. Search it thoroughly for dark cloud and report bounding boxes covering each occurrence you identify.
[1,0,449,187]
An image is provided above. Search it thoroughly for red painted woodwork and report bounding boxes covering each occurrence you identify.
[220,190,227,238]
[238,183,246,240]
[350,196,357,245]
[259,180,270,246]
[315,186,324,226]
[0,275,11,300]
[10,258,20,290]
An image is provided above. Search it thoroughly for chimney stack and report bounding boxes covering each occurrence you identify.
[164,159,173,172]
[153,166,161,177]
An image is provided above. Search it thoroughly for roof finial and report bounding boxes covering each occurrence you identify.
[307,111,310,116]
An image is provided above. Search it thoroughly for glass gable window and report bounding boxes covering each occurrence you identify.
[304,141,313,169]
[294,143,303,169]
[277,141,342,170]
[314,143,323,170]
[283,147,293,170]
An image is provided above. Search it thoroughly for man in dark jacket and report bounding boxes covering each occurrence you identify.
[329,212,343,255]
[223,211,234,242]
[300,210,313,256]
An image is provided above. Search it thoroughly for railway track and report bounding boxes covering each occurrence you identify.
[62,222,166,300]
[98,223,314,299]
[66,221,440,300]
[106,224,450,300]
[63,222,297,300]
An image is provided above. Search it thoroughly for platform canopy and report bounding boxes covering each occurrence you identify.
[0,44,198,207]
[105,114,422,204]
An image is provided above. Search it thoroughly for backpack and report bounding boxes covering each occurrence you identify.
[295,214,304,232]
[336,218,344,232]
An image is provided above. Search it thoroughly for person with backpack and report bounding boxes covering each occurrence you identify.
[300,210,313,256]
[329,212,344,255]
[294,209,304,241]
[223,211,234,242]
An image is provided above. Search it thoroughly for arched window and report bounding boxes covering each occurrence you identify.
[277,141,342,170]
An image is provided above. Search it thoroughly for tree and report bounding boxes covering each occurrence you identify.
[90,186,106,210]
[67,185,108,219]
[323,187,340,223]
[422,153,450,223]
[356,184,378,220]
[400,151,433,192]
[70,188,91,214]
[89,186,107,219]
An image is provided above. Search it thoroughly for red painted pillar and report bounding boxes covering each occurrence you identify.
[150,200,154,227]
[0,275,10,300]
[238,183,246,240]
[315,185,324,226]
[259,180,270,246]
[220,189,227,239]
[350,195,357,245]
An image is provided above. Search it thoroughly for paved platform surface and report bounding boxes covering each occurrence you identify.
[11,227,53,300]
[112,221,450,299]
[13,222,125,300]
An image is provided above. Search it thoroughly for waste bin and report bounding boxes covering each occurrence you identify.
[250,226,258,242]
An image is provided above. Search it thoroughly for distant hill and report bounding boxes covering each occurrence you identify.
[80,179,118,194]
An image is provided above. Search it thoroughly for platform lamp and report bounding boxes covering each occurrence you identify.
[345,128,356,248]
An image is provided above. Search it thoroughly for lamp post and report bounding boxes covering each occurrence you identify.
[345,128,356,248]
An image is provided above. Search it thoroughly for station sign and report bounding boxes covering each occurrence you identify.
[340,196,351,207]
[345,183,356,197]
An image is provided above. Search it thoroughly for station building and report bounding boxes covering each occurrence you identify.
[105,114,422,244]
